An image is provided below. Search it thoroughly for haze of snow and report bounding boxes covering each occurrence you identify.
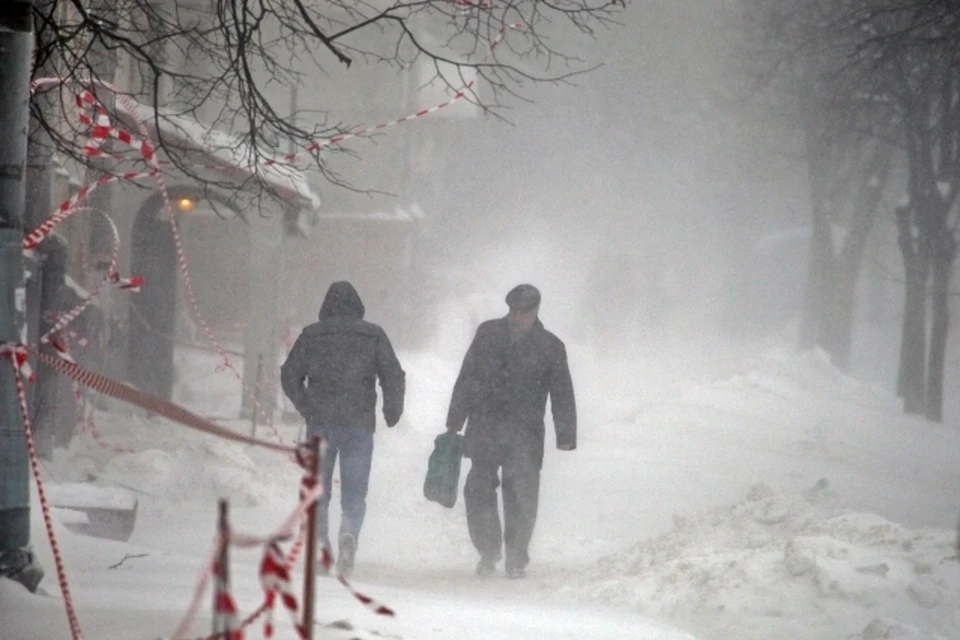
[2,323,958,640]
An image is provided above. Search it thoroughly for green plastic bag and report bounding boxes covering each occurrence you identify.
[423,433,464,508]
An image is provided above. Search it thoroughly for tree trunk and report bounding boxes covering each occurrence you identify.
[925,231,955,422]
[797,76,833,353]
[821,143,891,371]
[895,205,928,413]
[800,213,836,352]
[818,271,857,371]
[899,264,928,414]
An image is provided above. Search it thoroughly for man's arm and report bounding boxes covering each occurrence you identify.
[279,334,310,417]
[446,328,482,432]
[550,343,577,450]
[376,329,406,427]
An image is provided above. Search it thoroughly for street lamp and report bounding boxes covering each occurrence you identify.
[175,196,197,213]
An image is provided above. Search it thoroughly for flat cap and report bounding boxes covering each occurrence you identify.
[505,284,541,311]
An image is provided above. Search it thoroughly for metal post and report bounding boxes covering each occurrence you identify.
[301,435,321,640]
[213,499,230,638]
[0,0,35,558]
[24,0,66,461]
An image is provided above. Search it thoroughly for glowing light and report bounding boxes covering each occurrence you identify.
[175,197,197,213]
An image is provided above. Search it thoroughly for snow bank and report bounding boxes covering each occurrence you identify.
[48,413,298,509]
[14,340,959,640]
[566,480,959,640]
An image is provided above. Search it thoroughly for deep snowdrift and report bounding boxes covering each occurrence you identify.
[563,479,958,640]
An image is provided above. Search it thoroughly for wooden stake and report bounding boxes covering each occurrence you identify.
[214,499,230,638]
[301,435,321,640]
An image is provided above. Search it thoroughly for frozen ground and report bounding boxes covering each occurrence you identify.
[2,336,959,640]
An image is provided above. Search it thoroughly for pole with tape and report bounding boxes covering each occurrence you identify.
[301,435,321,640]
[0,0,37,587]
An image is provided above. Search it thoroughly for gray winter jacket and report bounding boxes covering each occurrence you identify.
[280,282,405,430]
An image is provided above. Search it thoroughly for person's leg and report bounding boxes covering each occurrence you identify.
[335,427,374,577]
[501,457,541,578]
[336,427,374,542]
[463,459,503,573]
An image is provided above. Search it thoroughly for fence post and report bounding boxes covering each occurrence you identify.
[301,434,321,640]
[213,499,230,638]
[0,0,35,575]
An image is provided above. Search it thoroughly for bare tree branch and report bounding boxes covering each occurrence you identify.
[29,0,621,211]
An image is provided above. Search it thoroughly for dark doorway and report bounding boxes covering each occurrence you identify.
[127,192,179,398]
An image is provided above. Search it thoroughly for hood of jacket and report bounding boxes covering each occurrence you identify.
[319,281,365,321]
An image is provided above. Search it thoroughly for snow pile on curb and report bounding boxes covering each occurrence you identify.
[570,479,959,640]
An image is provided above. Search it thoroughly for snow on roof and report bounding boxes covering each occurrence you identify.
[313,205,424,222]
[115,98,321,213]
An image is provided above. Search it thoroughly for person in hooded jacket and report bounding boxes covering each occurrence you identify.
[445,284,577,579]
[281,281,405,577]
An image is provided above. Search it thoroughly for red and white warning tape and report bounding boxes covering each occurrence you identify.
[259,541,307,639]
[55,334,136,455]
[174,469,320,640]
[22,169,159,253]
[0,343,34,382]
[26,28,528,436]
[75,90,156,162]
[15,32,538,632]
[119,89,287,445]
[212,551,243,640]
[266,23,525,167]
[171,535,223,640]
[336,573,396,618]
[33,348,297,455]
[29,79,286,445]
[1,344,83,640]
[39,206,142,347]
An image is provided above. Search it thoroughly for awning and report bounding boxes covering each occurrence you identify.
[112,97,321,235]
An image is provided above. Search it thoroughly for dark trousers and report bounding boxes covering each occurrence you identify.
[463,457,541,571]
[308,425,374,546]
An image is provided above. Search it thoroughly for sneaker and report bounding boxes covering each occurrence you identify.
[475,557,496,577]
[336,533,356,578]
[505,565,526,580]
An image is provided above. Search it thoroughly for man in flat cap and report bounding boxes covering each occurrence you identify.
[445,284,577,579]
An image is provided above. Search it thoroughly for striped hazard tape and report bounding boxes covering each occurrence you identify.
[32,348,297,456]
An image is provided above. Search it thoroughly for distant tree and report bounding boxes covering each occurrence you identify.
[848,4,960,421]
[740,0,896,372]
[744,0,960,421]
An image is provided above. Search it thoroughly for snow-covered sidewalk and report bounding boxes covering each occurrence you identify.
[3,344,959,640]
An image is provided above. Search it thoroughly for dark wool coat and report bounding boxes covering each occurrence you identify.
[281,282,405,430]
[446,317,576,468]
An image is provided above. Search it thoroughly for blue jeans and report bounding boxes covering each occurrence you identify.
[307,425,374,546]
